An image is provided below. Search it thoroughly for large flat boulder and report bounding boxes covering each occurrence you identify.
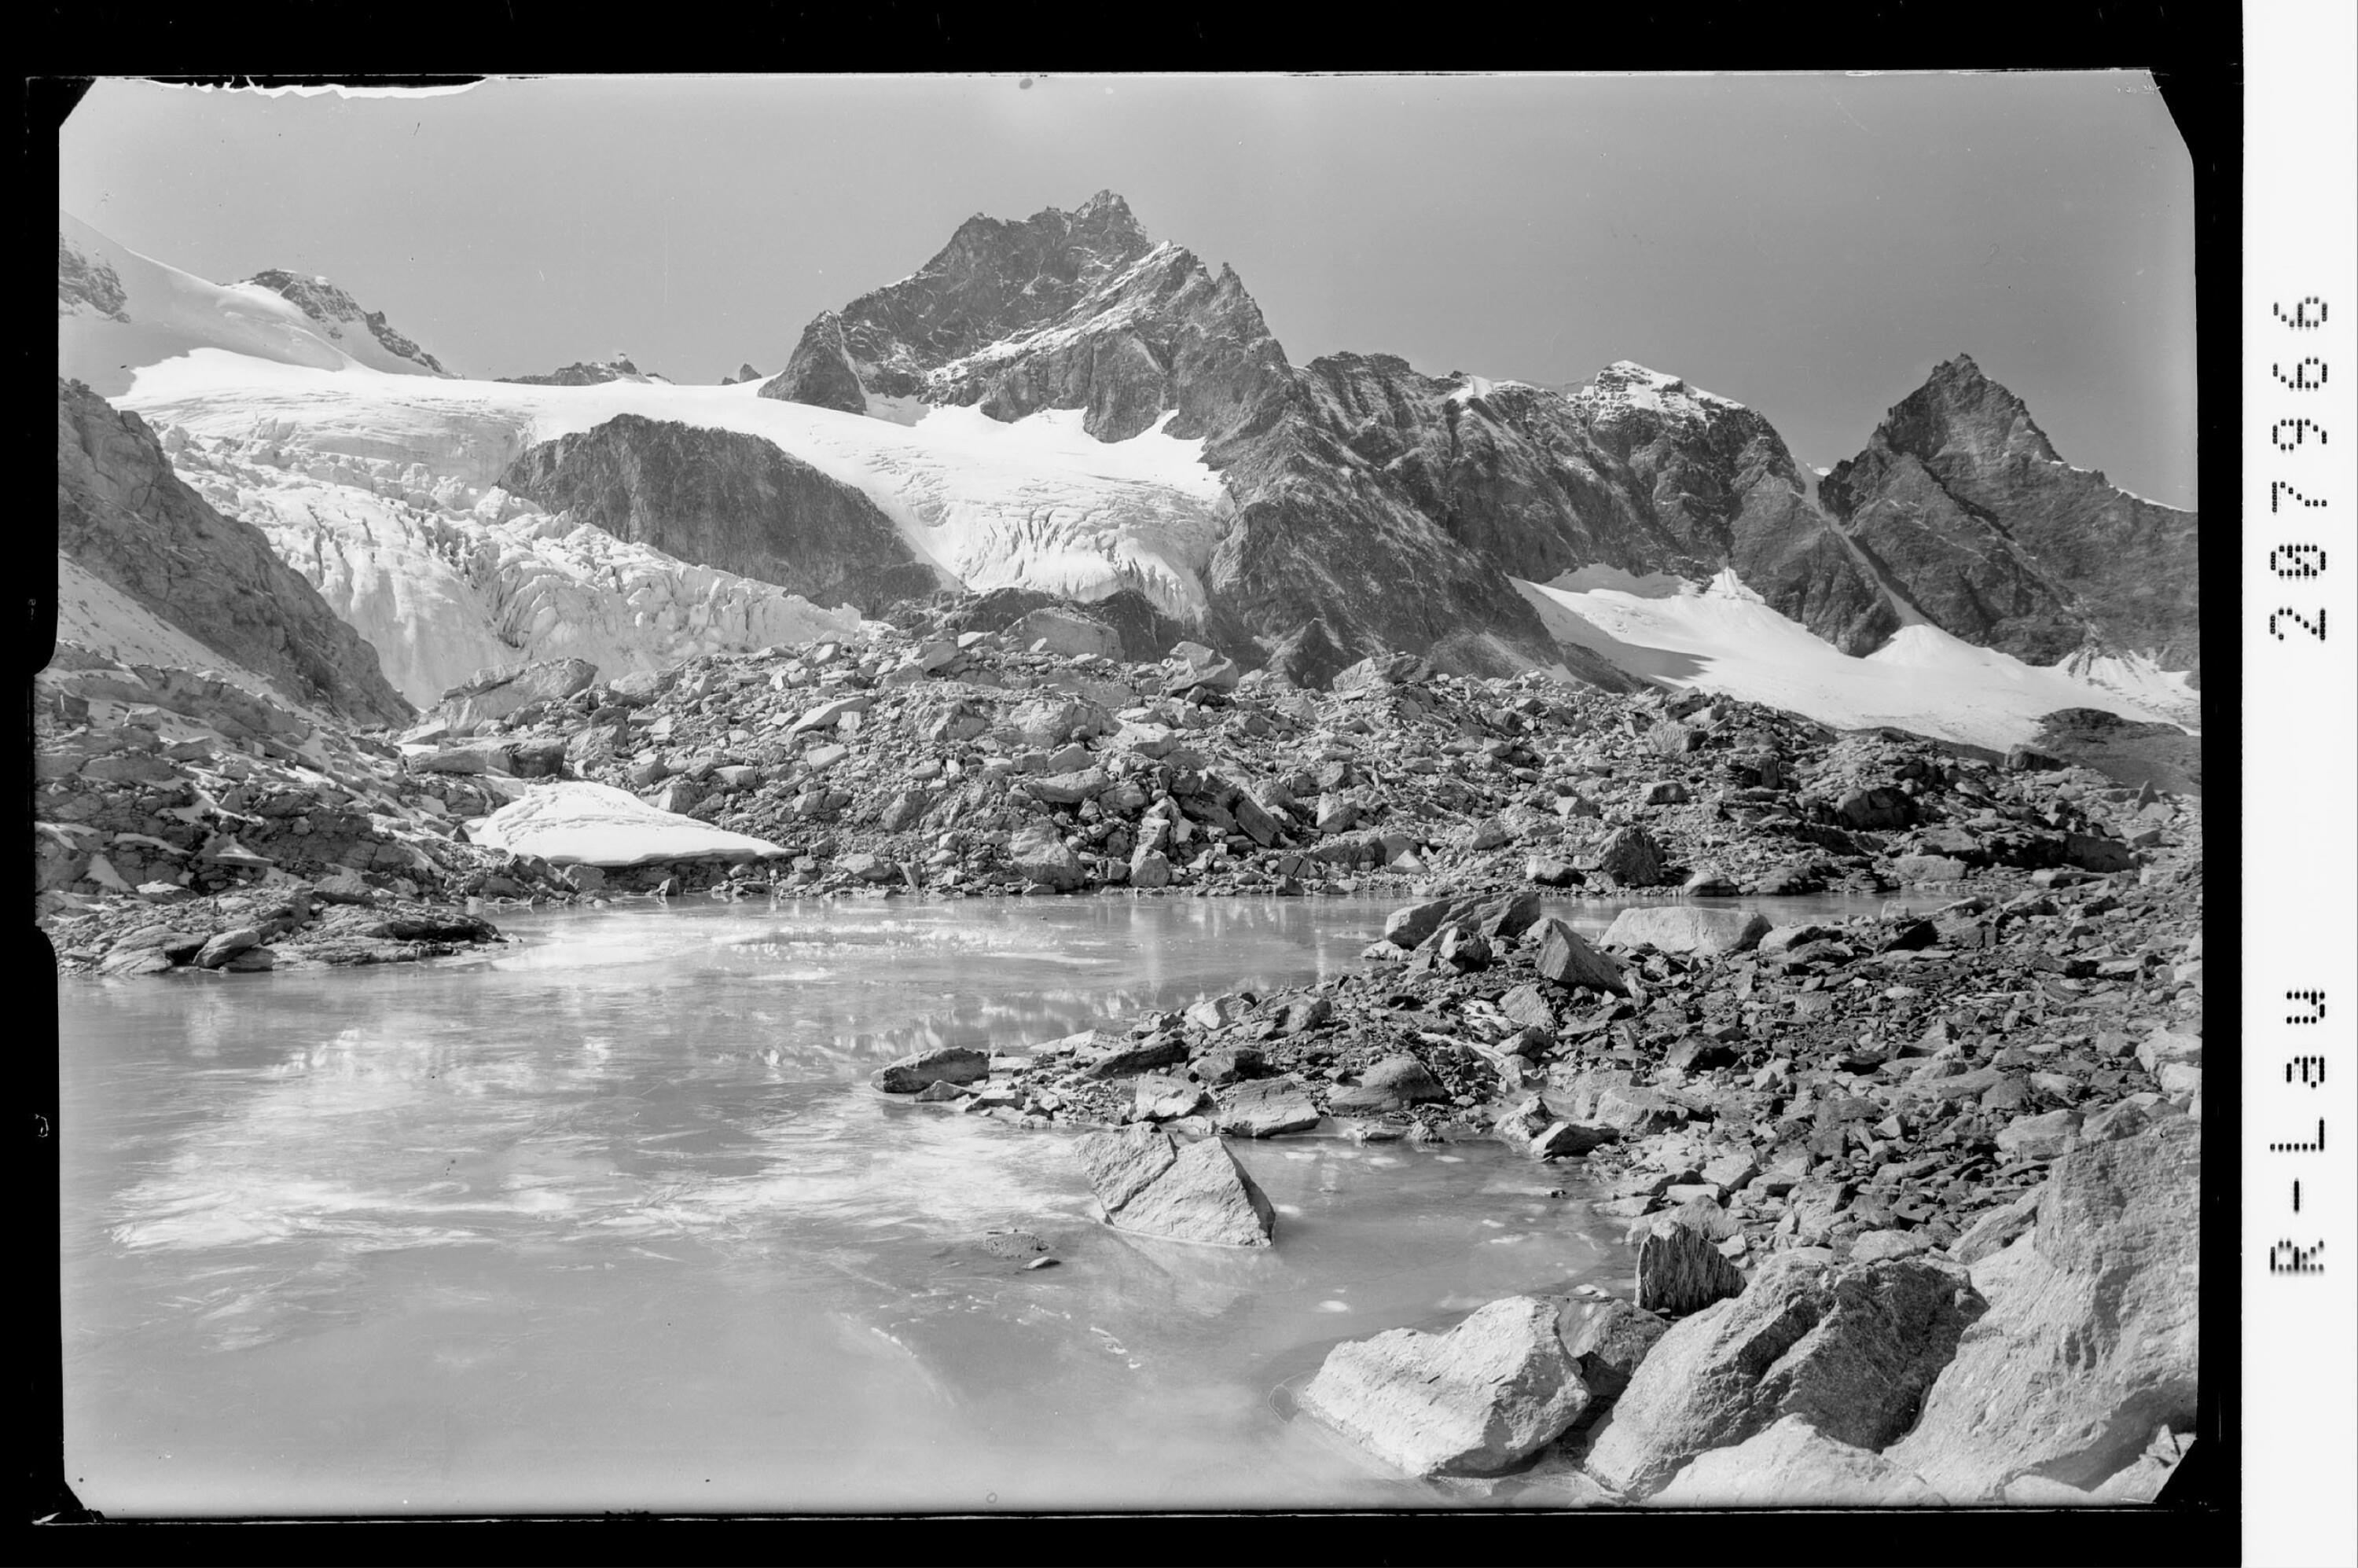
[437,655,597,735]
[470,780,790,868]
[1582,1252,1987,1498]
[1074,1124,1274,1247]
[1381,890,1542,949]
[1647,1415,1949,1507]
[1214,1076,1322,1138]
[1601,905,1771,957]
[1882,1116,2199,1500]
[1296,1296,1590,1478]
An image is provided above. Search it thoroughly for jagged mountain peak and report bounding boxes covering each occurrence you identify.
[1820,354,2198,675]
[1871,354,2060,470]
[495,356,668,387]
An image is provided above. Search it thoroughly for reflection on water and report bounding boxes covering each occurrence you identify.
[59,892,1917,1515]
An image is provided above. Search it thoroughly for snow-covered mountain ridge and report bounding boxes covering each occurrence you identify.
[55,200,2198,752]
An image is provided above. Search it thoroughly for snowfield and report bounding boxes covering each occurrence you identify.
[1515,568,2198,751]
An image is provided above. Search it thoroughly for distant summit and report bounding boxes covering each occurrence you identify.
[1821,354,2200,676]
[497,356,670,387]
[57,211,452,393]
[244,269,449,376]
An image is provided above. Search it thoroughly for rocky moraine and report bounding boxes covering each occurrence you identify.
[43,581,2202,1507]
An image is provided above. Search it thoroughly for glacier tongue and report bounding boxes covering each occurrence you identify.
[140,400,865,709]
[119,353,1230,682]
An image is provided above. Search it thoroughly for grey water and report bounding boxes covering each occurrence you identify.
[57,892,1917,1515]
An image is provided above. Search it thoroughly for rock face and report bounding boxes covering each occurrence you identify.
[1569,362,1900,656]
[1582,1252,1987,1498]
[1074,1125,1276,1247]
[761,191,1282,447]
[55,378,413,729]
[1883,1115,2199,1499]
[1296,1296,1590,1478]
[1820,354,2200,677]
[1634,1216,1748,1316]
[500,415,943,612]
[1647,1415,1948,1507]
[244,269,450,376]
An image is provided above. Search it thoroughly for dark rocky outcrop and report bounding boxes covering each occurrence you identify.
[497,357,661,386]
[244,269,450,376]
[57,227,130,321]
[1820,355,2200,676]
[500,414,944,611]
[54,377,413,729]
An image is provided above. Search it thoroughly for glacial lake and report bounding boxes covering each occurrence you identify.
[57,891,1924,1515]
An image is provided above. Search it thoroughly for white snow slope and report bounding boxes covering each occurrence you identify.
[58,212,447,396]
[1518,568,2199,752]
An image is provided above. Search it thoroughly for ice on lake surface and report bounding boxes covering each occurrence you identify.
[58,892,1920,1514]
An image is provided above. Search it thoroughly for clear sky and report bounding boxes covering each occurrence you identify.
[60,72,2197,507]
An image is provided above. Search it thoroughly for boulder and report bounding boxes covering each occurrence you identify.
[1586,824,1667,887]
[1295,1296,1590,1478]
[1357,1054,1446,1105]
[1008,607,1122,659]
[1883,1117,2200,1500]
[1582,1252,1987,1498]
[1530,917,1629,994]
[1127,846,1173,889]
[1647,1415,1949,1507]
[1600,905,1770,957]
[871,1046,990,1094]
[1078,1034,1188,1078]
[193,927,260,969]
[1074,1124,1275,1247]
[1994,1108,2081,1162]
[1008,822,1085,891]
[1635,1217,1748,1316]
[1134,1074,1211,1121]
[1383,889,1542,949]
[789,693,873,735]
[1214,1076,1323,1139]
[1556,1298,1669,1406]
[438,656,598,734]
